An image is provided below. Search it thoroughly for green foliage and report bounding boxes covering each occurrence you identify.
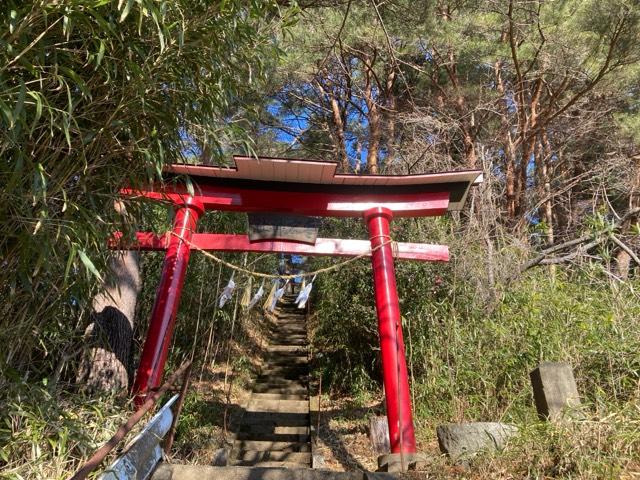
[0,381,129,479]
[0,0,292,374]
[312,219,640,426]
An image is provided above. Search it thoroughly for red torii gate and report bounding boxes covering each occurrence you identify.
[117,156,482,464]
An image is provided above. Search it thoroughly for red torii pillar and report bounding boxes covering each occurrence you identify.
[132,199,203,401]
[365,207,416,456]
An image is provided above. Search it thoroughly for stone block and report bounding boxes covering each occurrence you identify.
[211,447,230,466]
[436,423,518,461]
[377,452,429,472]
[530,362,582,421]
[311,452,325,469]
[368,416,390,455]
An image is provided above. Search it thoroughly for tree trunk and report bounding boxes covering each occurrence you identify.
[385,67,397,166]
[328,93,349,172]
[540,131,555,245]
[364,53,381,174]
[77,250,142,394]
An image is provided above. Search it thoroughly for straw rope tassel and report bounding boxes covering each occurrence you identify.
[263,280,278,311]
[240,276,252,310]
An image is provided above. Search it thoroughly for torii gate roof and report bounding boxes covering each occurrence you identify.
[165,156,482,211]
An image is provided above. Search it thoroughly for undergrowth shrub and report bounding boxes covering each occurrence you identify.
[0,382,130,479]
[311,218,640,426]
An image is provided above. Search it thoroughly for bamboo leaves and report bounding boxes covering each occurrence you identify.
[0,0,292,374]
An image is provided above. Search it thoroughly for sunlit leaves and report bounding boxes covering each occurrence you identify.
[0,0,293,374]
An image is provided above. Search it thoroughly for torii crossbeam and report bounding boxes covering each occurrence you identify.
[116,156,482,468]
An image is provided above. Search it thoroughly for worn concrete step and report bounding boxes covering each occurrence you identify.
[242,412,310,427]
[266,360,308,369]
[233,440,311,453]
[152,464,393,480]
[250,392,308,401]
[271,329,306,335]
[247,399,309,414]
[264,356,309,363]
[253,384,308,395]
[236,431,311,443]
[267,346,308,354]
[269,340,308,347]
[266,353,308,360]
[258,372,309,383]
[261,367,309,377]
[231,460,309,469]
[233,451,311,464]
[255,378,308,388]
[270,332,307,338]
[266,351,309,359]
[238,424,309,436]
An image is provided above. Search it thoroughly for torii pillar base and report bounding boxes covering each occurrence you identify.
[365,207,417,469]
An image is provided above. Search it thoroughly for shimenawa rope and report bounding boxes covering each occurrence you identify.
[169,231,398,279]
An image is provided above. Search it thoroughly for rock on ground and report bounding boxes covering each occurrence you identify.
[436,422,518,461]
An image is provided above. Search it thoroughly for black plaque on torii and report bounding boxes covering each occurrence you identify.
[247,213,321,244]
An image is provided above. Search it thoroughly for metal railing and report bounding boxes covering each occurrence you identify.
[69,361,192,480]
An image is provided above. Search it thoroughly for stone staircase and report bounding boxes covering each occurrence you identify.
[150,294,403,480]
[228,294,312,468]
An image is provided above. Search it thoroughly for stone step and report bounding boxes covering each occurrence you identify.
[231,460,310,469]
[252,384,308,395]
[242,412,310,427]
[258,372,309,383]
[236,431,311,443]
[270,332,307,338]
[233,440,311,453]
[266,353,308,361]
[269,338,306,344]
[265,362,308,371]
[246,398,309,414]
[265,350,308,358]
[250,392,308,401]
[261,367,309,377]
[255,378,308,388]
[267,346,308,354]
[238,424,310,436]
[233,451,311,464]
[271,328,306,334]
[152,464,388,480]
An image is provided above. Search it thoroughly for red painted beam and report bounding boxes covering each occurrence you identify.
[110,232,449,262]
[120,185,449,217]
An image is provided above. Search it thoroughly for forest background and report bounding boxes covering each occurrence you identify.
[0,0,639,478]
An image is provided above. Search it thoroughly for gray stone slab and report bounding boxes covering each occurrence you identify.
[234,440,311,452]
[152,464,398,480]
[212,448,230,466]
[436,422,518,461]
[530,362,582,421]
[376,453,429,472]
